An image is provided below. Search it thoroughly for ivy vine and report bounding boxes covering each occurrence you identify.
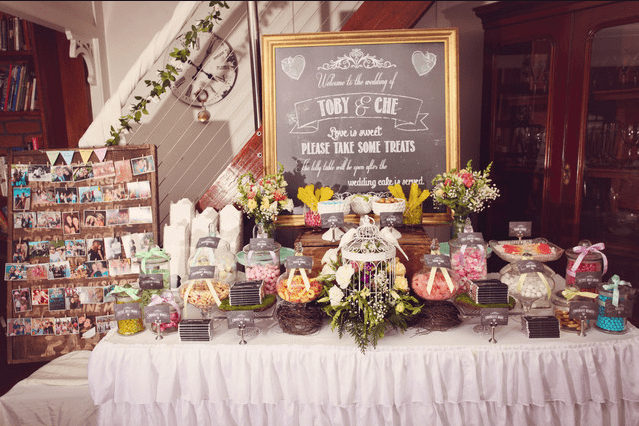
[105,1,230,146]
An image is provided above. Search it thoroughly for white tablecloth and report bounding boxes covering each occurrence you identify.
[88,314,639,426]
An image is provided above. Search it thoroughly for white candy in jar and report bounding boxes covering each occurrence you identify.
[501,272,547,299]
[245,263,280,294]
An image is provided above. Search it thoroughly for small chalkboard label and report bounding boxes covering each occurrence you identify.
[321,212,345,228]
[285,256,313,270]
[196,236,220,249]
[480,308,509,326]
[380,212,403,228]
[114,302,142,321]
[249,237,276,251]
[516,259,545,273]
[457,232,484,245]
[574,271,602,289]
[569,300,598,320]
[138,273,164,290]
[604,299,634,318]
[227,310,255,329]
[188,265,216,280]
[423,254,451,269]
[509,221,532,237]
[145,305,171,324]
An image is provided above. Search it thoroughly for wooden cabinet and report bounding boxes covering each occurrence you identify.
[0,12,91,154]
[475,1,639,322]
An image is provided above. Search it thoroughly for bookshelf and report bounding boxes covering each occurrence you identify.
[0,11,92,156]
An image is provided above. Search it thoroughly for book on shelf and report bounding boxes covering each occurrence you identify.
[0,155,7,197]
[0,14,29,52]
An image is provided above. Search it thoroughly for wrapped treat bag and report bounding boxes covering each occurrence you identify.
[411,239,463,301]
[449,220,488,283]
[244,236,281,295]
[565,240,607,292]
[276,243,322,304]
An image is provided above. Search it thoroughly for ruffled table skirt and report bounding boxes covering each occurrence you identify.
[89,319,639,426]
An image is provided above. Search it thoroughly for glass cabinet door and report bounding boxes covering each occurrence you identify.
[488,39,551,238]
[581,23,639,281]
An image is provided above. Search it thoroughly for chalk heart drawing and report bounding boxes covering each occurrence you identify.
[281,55,306,80]
[412,51,437,76]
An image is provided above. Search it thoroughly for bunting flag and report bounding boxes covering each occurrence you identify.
[94,147,108,162]
[60,151,75,165]
[79,149,93,163]
[46,151,60,165]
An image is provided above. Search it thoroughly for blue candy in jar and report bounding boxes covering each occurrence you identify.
[596,280,632,333]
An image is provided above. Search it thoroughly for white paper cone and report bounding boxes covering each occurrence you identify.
[219,205,242,254]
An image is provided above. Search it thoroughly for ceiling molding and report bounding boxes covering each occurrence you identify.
[0,1,99,38]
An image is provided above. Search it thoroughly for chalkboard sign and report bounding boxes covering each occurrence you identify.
[263,29,460,225]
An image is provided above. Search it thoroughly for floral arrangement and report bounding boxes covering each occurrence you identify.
[317,248,422,353]
[387,183,431,224]
[236,163,294,225]
[431,160,499,217]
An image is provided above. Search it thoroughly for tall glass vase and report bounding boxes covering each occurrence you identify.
[450,214,470,240]
[253,220,275,239]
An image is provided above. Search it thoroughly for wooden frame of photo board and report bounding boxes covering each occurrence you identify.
[5,145,160,364]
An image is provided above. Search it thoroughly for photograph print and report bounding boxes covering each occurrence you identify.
[10,164,29,186]
[28,164,51,182]
[51,165,73,182]
[13,187,31,210]
[130,155,155,176]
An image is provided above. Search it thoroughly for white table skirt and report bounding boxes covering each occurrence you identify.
[88,315,639,426]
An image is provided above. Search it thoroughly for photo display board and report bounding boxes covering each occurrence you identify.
[5,145,159,363]
[262,29,460,225]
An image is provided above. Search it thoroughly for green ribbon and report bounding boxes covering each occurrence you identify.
[603,274,631,307]
[562,288,598,301]
[108,285,140,301]
[135,246,171,274]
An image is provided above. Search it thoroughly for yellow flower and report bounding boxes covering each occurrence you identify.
[394,276,409,292]
[261,199,270,211]
[247,199,258,210]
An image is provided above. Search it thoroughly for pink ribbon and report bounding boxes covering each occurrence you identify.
[569,242,607,275]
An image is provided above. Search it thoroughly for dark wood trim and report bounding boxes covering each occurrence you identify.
[341,1,434,31]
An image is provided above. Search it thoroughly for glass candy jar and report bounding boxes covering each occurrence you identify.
[244,237,281,295]
[276,243,322,304]
[501,259,555,314]
[596,277,633,333]
[148,291,183,335]
[449,230,488,283]
[135,246,171,289]
[551,290,591,333]
[114,292,145,335]
[411,240,463,301]
[565,240,606,292]
[303,205,322,227]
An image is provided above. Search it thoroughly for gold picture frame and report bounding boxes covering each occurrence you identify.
[262,29,460,226]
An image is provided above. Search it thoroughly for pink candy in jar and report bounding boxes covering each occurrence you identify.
[565,240,606,290]
[246,263,280,294]
[304,208,322,227]
[448,233,488,282]
[411,268,462,301]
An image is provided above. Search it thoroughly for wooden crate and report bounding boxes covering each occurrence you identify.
[295,226,432,279]
[5,145,159,363]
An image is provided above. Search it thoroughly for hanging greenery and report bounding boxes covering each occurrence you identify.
[105,1,230,146]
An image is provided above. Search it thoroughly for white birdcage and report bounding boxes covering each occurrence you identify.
[340,216,396,303]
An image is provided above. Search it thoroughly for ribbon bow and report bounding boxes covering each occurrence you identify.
[148,291,181,322]
[108,285,140,301]
[603,274,631,307]
[135,246,171,274]
[569,243,608,276]
[562,288,598,301]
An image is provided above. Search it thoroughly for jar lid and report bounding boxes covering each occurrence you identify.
[551,289,591,307]
[565,240,603,261]
[597,283,633,299]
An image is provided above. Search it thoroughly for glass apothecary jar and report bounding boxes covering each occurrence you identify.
[114,292,145,336]
[449,231,488,283]
[411,241,463,301]
[148,291,183,335]
[135,246,171,289]
[243,238,281,295]
[276,243,322,304]
[551,290,591,333]
[501,259,555,314]
[565,240,606,292]
[596,278,633,334]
